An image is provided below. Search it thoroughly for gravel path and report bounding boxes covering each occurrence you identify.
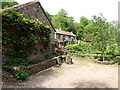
[3,57,118,88]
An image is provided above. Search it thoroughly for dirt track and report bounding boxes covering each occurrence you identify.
[3,57,118,88]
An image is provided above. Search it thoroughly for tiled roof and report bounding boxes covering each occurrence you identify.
[55,29,76,37]
[0,0,38,12]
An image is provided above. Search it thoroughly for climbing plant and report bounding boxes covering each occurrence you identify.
[2,10,51,58]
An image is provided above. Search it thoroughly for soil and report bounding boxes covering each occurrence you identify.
[2,57,118,88]
[99,58,109,61]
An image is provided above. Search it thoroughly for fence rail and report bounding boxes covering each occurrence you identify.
[66,50,120,57]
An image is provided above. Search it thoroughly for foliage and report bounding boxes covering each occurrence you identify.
[118,22,120,54]
[83,23,94,42]
[2,10,51,58]
[113,59,120,63]
[44,52,59,59]
[1,0,19,9]
[5,58,29,67]
[65,43,91,52]
[15,70,28,82]
[46,10,119,53]
[65,44,84,51]
[51,9,76,34]
[77,16,90,40]
[113,56,120,63]
[80,16,89,29]
[57,9,68,17]
[45,11,53,21]
[89,15,118,60]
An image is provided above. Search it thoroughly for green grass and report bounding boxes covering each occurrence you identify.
[113,59,120,63]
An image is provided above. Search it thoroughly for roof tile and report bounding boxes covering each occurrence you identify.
[55,29,76,37]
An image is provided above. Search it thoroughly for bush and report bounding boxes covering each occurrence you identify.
[113,59,120,63]
[43,52,59,60]
[15,70,28,82]
[93,54,113,59]
[5,58,29,67]
[65,43,90,52]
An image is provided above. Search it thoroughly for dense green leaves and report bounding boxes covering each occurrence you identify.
[65,43,91,52]
[15,70,28,82]
[2,10,51,57]
[57,9,68,17]
[52,15,76,33]
[48,9,77,34]
[5,58,29,67]
[1,0,19,9]
[88,15,118,55]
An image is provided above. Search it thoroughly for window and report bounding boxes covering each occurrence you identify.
[58,34,60,39]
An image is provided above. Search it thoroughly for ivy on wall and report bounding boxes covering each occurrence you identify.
[2,10,51,58]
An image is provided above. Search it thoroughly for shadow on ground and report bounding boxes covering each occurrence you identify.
[2,66,59,88]
[73,80,110,88]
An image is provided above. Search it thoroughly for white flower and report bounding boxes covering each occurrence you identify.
[14,67,17,70]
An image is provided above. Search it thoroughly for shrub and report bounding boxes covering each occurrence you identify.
[15,70,28,82]
[29,60,40,65]
[65,43,90,52]
[113,59,120,63]
[5,58,29,67]
[93,54,113,59]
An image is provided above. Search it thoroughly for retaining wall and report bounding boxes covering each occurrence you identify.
[2,56,61,76]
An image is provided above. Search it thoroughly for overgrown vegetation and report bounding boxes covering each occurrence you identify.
[1,0,19,9]
[2,10,51,58]
[5,52,59,66]
[65,43,91,52]
[5,58,29,67]
[15,70,28,82]
[65,43,119,62]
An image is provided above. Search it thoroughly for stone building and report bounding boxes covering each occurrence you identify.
[1,0,56,62]
[55,29,77,47]
[1,0,55,44]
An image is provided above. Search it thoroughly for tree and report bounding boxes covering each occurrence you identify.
[74,23,80,39]
[1,0,19,9]
[90,15,117,60]
[51,9,76,34]
[107,21,119,55]
[57,9,68,17]
[80,16,89,29]
[118,22,120,54]
[83,22,94,42]
[118,29,120,54]
[45,11,53,21]
[77,16,89,40]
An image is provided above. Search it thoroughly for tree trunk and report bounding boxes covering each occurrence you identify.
[102,52,105,62]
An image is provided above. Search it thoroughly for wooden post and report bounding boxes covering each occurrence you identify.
[56,56,62,66]
[66,55,73,64]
